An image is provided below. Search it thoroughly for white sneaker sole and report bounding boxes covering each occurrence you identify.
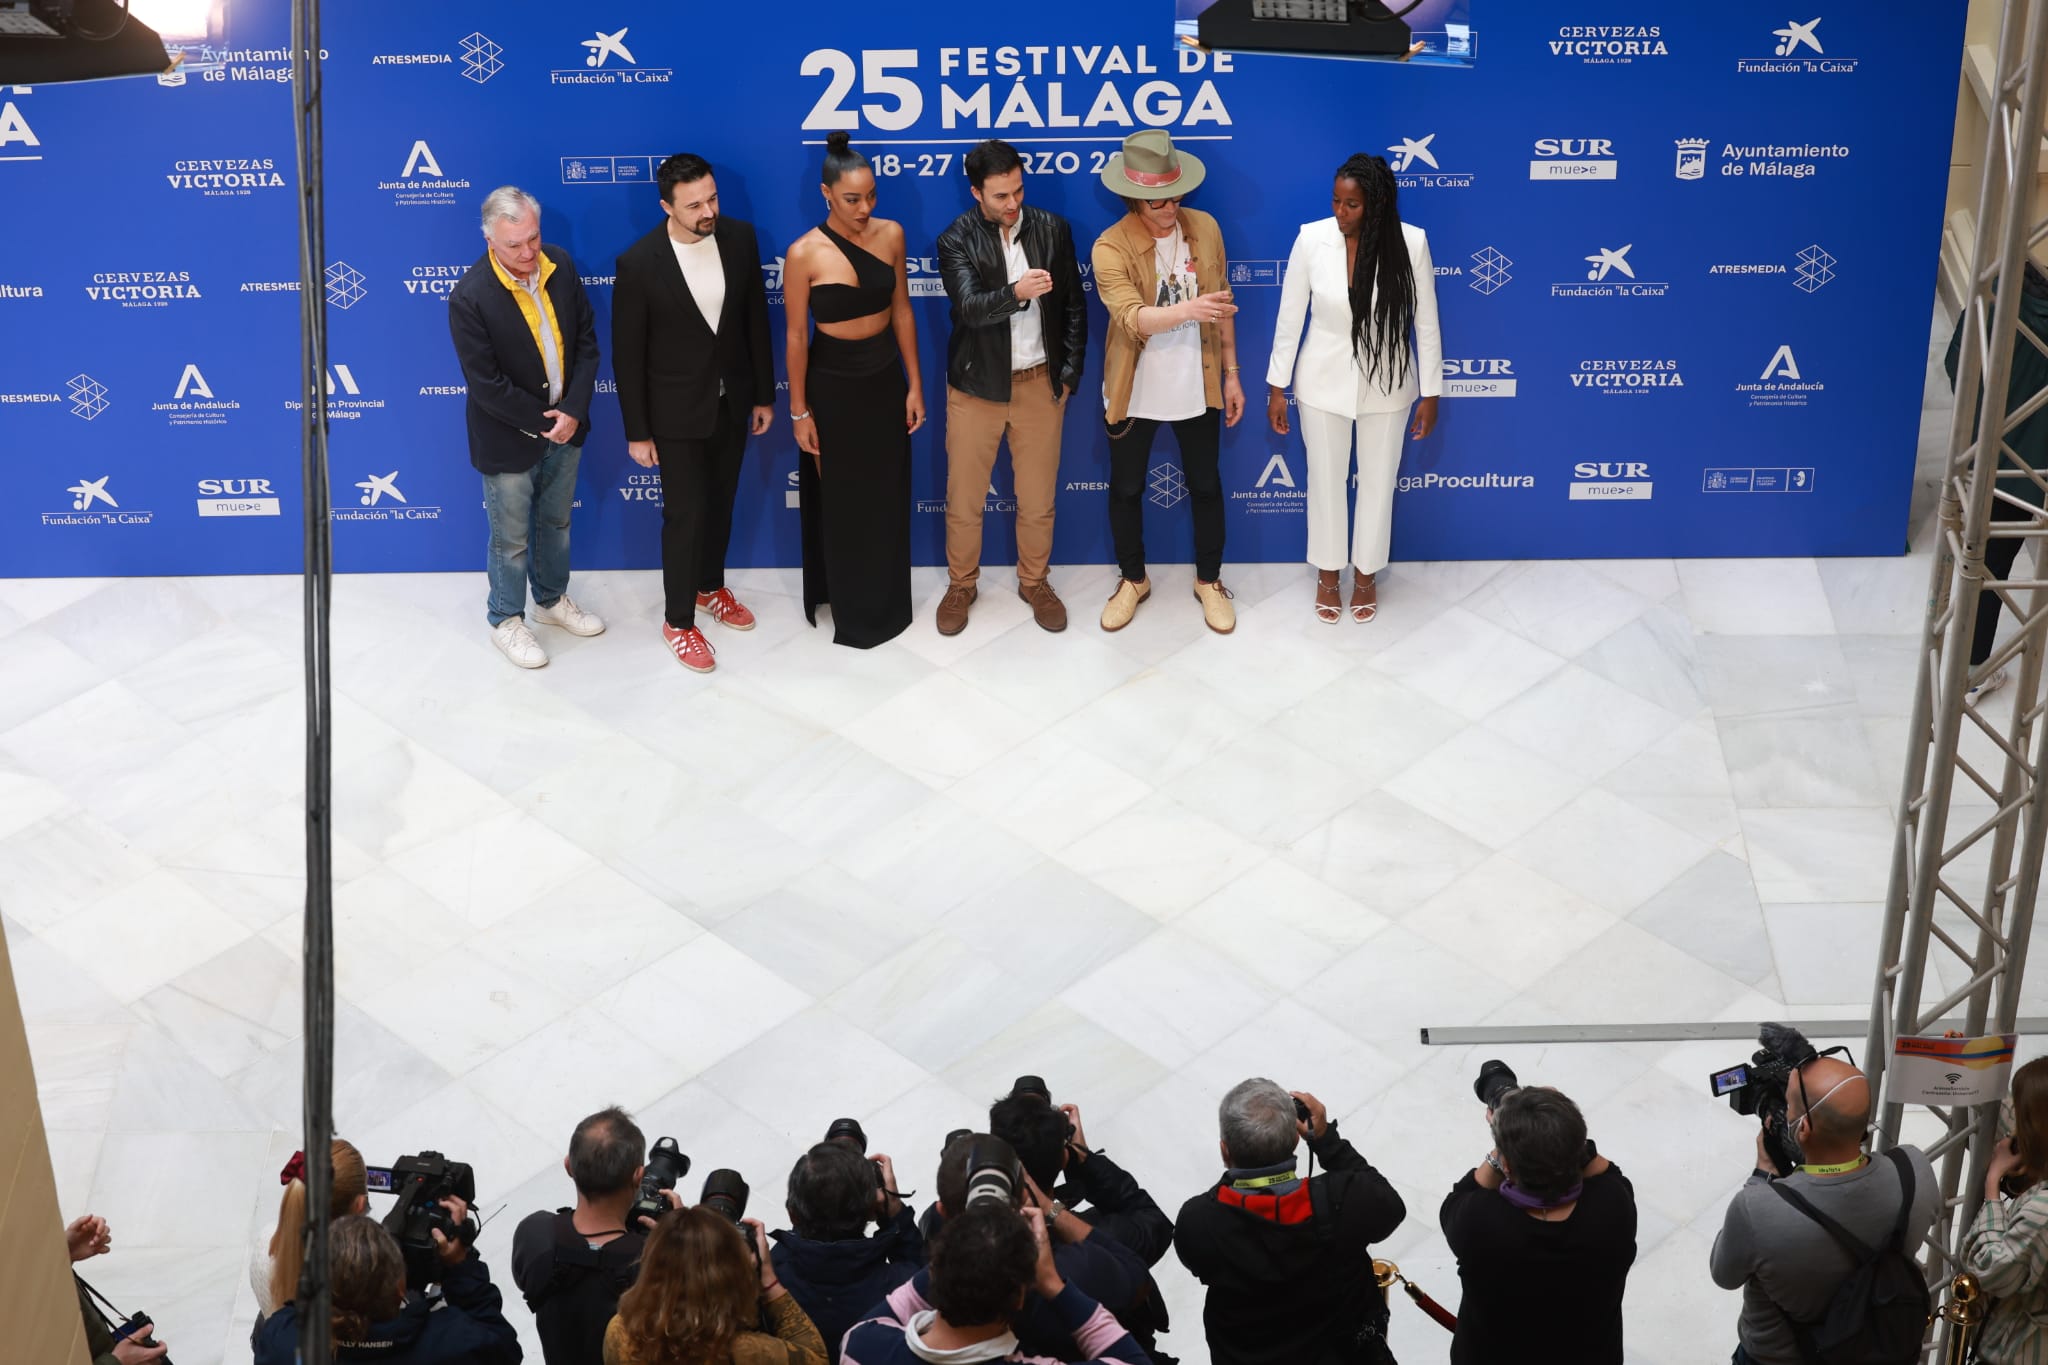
[532,609,605,637]
[493,643,548,669]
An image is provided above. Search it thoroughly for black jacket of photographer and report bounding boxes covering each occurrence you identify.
[254,1248,523,1365]
[770,1203,926,1364]
[510,1210,646,1365]
[936,203,1087,401]
[1173,1122,1406,1365]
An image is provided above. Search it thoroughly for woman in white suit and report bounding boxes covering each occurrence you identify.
[1267,153,1441,622]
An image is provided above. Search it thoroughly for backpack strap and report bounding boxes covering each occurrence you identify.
[1881,1148,1917,1252]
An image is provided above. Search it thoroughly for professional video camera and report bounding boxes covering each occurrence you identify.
[627,1136,691,1231]
[1709,1022,1824,1176]
[366,1151,479,1291]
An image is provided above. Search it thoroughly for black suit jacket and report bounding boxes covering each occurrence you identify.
[612,216,775,442]
[446,245,599,474]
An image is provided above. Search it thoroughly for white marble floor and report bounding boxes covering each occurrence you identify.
[4,306,2020,1365]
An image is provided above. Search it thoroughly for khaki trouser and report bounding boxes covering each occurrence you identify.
[944,366,1064,587]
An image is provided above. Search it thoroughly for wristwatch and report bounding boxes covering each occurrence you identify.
[1046,1200,1068,1222]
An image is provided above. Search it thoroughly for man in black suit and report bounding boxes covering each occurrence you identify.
[447,185,603,669]
[612,153,776,674]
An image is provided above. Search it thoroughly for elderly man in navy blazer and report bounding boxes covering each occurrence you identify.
[447,185,604,669]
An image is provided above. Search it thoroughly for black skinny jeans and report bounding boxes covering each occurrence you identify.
[655,392,749,629]
[1107,408,1224,583]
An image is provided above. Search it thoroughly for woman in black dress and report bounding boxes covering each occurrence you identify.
[784,132,925,648]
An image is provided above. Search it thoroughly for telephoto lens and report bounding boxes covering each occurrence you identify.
[627,1136,691,1229]
[701,1168,751,1225]
[1011,1075,1052,1103]
[825,1118,868,1151]
[1474,1059,1520,1110]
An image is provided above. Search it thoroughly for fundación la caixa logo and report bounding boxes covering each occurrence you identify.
[1740,17,1857,73]
[334,469,441,523]
[46,473,153,527]
[553,27,672,86]
[1386,134,1475,191]
[1555,244,1669,299]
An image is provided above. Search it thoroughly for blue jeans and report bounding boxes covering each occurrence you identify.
[481,442,579,626]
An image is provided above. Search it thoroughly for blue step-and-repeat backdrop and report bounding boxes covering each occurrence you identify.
[0,2,1963,577]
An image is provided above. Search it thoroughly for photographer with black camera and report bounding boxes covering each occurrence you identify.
[513,1107,680,1365]
[878,1133,1149,1362]
[1707,1026,1938,1365]
[1173,1078,1403,1365]
[1962,1055,2048,1364]
[841,1204,1153,1365]
[254,1207,521,1364]
[67,1212,170,1364]
[989,1081,1173,1269]
[605,1204,826,1365]
[770,1121,927,1363]
[1439,1062,1637,1364]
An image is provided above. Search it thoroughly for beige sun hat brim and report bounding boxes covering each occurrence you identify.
[1100,147,1207,200]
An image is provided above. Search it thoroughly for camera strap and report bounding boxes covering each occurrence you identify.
[73,1273,124,1329]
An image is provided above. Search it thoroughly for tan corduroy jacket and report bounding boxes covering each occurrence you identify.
[1091,206,1230,423]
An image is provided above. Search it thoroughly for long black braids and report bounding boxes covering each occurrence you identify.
[1337,153,1415,391]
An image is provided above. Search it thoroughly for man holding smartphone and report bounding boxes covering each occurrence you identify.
[934,139,1089,636]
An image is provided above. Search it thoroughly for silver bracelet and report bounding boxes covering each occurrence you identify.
[790,409,811,421]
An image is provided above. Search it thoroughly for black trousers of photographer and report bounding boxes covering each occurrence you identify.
[655,391,749,630]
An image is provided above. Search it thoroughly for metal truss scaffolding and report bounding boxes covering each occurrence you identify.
[1865,0,2048,1348]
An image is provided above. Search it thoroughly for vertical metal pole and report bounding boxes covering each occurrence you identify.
[291,2,335,1361]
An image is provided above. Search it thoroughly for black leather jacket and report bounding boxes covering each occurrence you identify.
[936,203,1087,402]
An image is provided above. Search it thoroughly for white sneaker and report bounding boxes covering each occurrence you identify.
[491,616,549,669]
[1970,667,2009,701]
[530,593,605,637]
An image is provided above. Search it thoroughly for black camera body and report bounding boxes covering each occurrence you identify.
[368,1151,478,1291]
[628,1135,691,1231]
[114,1311,171,1362]
[1709,1023,1818,1176]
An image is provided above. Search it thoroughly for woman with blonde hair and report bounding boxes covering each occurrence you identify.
[605,1206,825,1365]
[252,1141,370,1325]
[1967,1055,2048,1361]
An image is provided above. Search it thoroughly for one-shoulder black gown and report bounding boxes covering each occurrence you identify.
[799,223,913,649]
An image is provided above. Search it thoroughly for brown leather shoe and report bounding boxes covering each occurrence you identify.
[936,583,976,636]
[1019,581,1068,632]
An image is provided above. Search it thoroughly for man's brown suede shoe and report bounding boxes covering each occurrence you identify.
[1019,581,1068,632]
[936,583,976,636]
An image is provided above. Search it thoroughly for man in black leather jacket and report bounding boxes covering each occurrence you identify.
[934,139,1088,637]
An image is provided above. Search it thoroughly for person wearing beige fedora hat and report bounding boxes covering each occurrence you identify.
[1267,152,1441,626]
[1091,129,1246,636]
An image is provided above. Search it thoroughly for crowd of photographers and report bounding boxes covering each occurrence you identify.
[62,1032,2048,1365]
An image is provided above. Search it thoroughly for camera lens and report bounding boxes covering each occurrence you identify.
[825,1117,868,1152]
[1012,1075,1051,1103]
[1474,1059,1520,1110]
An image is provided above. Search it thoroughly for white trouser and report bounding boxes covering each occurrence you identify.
[1299,402,1406,573]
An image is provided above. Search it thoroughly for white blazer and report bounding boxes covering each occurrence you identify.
[1266,217,1442,416]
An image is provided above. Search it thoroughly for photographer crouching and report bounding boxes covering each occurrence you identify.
[771,1122,926,1363]
[1707,1025,1939,1365]
[880,1134,1149,1361]
[1439,1062,1637,1364]
[254,1204,521,1365]
[1964,1056,2048,1363]
[842,1205,1151,1365]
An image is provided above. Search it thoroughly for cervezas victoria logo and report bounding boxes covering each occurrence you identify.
[1570,358,1684,395]
[404,263,467,299]
[552,26,672,86]
[85,268,200,307]
[165,156,285,196]
[1549,23,1667,64]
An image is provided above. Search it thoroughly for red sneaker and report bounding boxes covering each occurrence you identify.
[661,623,717,673]
[695,587,756,631]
